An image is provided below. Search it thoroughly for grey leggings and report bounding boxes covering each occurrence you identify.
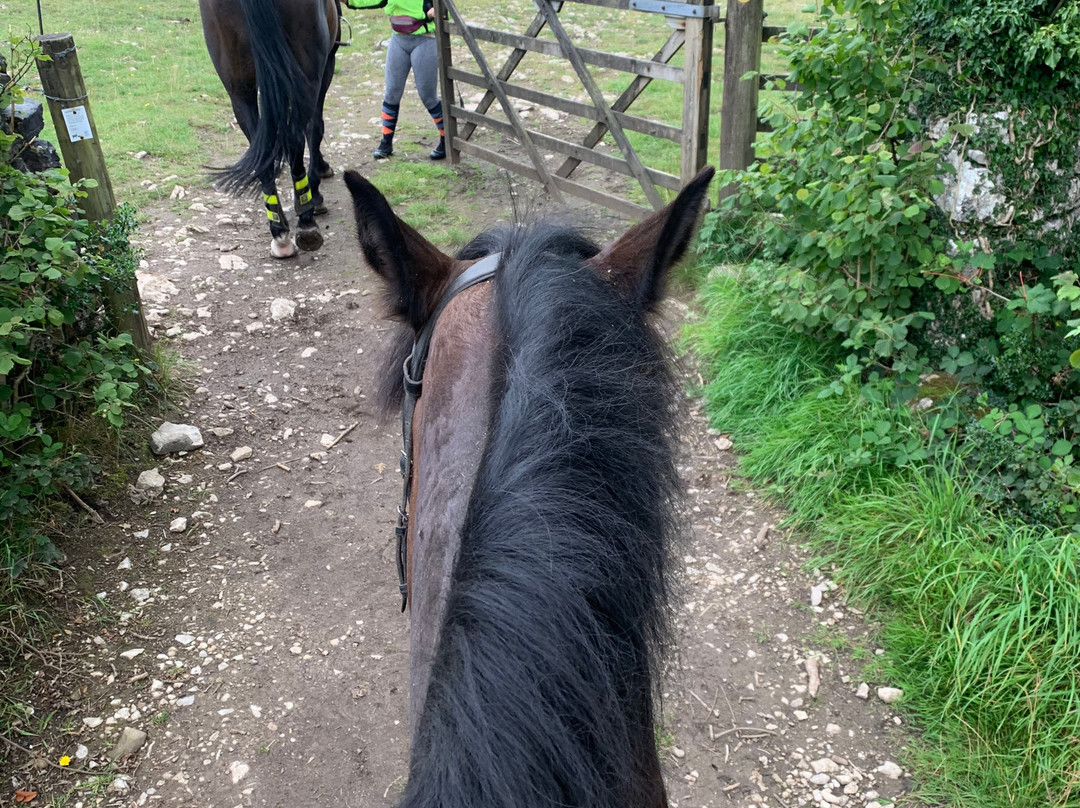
[383,33,440,109]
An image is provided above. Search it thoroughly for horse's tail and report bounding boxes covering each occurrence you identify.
[215,0,315,195]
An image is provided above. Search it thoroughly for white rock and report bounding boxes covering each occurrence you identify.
[133,529,149,539]
[75,743,89,760]
[826,723,841,735]
[210,427,234,437]
[855,682,870,699]
[810,758,839,775]
[229,760,250,784]
[136,468,165,495]
[246,321,264,334]
[876,686,903,704]
[319,433,336,448]
[811,584,824,606]
[270,298,297,321]
[230,446,253,462]
[175,634,196,646]
[130,588,151,603]
[264,392,278,404]
[176,695,195,707]
[117,557,132,571]
[793,710,809,721]
[875,760,903,779]
[169,517,188,533]
[303,500,323,509]
[136,272,179,305]
[810,773,831,785]
[150,422,204,455]
[290,644,303,655]
[108,777,130,794]
[301,347,317,358]
[119,648,144,660]
[250,705,262,718]
[83,716,103,728]
[219,254,248,271]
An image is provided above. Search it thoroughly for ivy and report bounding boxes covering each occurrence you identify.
[1,35,151,584]
[700,0,1080,531]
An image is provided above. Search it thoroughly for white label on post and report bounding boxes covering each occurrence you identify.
[62,106,94,142]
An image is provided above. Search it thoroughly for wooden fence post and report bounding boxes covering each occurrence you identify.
[35,33,152,355]
[718,0,763,204]
[681,0,715,186]
[433,0,460,165]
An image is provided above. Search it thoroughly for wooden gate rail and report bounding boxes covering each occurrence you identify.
[447,69,683,141]
[435,0,715,217]
[444,23,685,83]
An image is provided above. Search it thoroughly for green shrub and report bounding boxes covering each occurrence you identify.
[687,267,1080,807]
[700,0,1080,530]
[1,36,150,587]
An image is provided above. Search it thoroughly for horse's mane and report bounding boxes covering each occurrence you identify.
[399,223,680,808]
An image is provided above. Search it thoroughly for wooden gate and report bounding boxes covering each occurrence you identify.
[433,0,717,218]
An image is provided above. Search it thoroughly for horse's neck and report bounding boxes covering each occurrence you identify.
[407,288,495,733]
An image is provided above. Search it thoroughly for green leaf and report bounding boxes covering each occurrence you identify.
[1051,439,1073,457]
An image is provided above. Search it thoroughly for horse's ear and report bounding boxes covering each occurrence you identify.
[588,166,714,310]
[344,170,456,331]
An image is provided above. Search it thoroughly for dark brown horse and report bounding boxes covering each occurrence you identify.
[345,166,714,808]
[199,0,339,258]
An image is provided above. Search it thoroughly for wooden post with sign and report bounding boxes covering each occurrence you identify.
[35,33,152,354]
[718,0,764,204]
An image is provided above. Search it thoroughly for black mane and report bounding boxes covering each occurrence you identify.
[399,223,680,808]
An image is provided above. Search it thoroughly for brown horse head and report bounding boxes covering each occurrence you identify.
[346,166,713,808]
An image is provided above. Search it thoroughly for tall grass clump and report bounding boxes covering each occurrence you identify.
[686,263,1080,807]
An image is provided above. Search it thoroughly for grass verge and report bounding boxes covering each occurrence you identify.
[685,262,1080,808]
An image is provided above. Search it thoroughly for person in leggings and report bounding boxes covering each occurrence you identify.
[374,0,445,160]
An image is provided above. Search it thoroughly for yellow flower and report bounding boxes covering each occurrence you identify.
[59,755,71,766]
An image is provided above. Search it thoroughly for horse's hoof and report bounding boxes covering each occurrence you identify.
[318,163,334,179]
[270,235,298,259]
[312,193,328,216]
[295,226,324,252]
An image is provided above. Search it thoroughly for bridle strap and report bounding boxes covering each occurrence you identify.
[395,252,501,612]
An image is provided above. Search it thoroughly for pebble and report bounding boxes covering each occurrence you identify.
[876,687,903,704]
[229,760,251,784]
[211,427,235,437]
[230,446,253,462]
[176,695,195,707]
[270,298,297,321]
[117,557,132,571]
[856,682,870,699]
[175,634,196,646]
[83,717,103,728]
[826,723,841,735]
[150,422,204,455]
[107,727,147,761]
[130,588,151,603]
[301,347,317,358]
[169,517,188,533]
[119,648,144,660]
[875,761,902,779]
[303,500,323,509]
[136,468,165,495]
[810,758,839,775]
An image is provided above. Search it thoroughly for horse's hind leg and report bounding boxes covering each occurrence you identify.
[310,45,337,187]
[232,90,296,258]
[290,143,324,252]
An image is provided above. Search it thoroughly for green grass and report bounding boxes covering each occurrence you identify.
[5,0,231,202]
[686,262,1080,808]
[6,0,813,209]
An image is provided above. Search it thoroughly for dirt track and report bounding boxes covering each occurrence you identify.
[2,43,918,808]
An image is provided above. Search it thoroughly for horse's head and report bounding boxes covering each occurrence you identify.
[345,167,713,808]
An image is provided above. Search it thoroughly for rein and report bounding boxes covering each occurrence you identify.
[395,252,502,612]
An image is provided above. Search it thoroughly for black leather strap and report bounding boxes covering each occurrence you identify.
[395,252,501,611]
